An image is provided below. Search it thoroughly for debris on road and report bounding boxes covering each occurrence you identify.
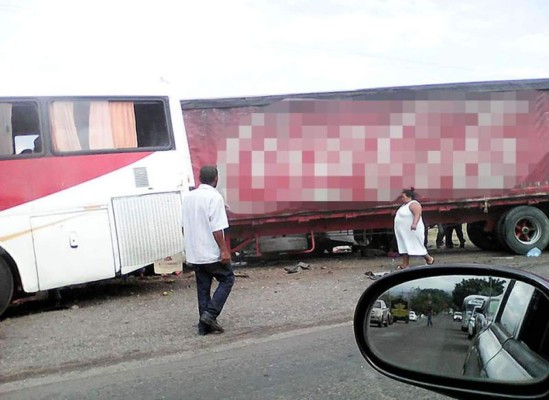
[284,262,311,274]
[364,270,391,280]
[526,247,542,257]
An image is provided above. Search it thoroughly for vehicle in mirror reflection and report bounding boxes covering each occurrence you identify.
[408,310,418,322]
[466,305,483,339]
[390,297,409,323]
[473,295,501,337]
[369,299,389,327]
[354,264,549,400]
[461,294,491,332]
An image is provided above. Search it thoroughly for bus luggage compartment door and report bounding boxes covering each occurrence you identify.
[112,191,183,274]
[31,209,116,290]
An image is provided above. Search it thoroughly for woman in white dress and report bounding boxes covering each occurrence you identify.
[394,188,435,269]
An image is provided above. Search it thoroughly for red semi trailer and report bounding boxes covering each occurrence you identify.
[180,79,549,256]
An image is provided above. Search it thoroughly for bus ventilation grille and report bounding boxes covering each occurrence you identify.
[133,167,150,188]
[112,191,183,269]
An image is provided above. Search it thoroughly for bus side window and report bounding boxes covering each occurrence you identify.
[0,102,14,156]
[50,99,171,153]
[134,102,170,147]
[1,101,41,156]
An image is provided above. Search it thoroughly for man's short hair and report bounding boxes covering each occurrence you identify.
[199,165,218,185]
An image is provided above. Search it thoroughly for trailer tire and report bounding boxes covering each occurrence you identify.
[495,210,512,252]
[500,206,549,255]
[0,258,14,317]
[466,222,500,251]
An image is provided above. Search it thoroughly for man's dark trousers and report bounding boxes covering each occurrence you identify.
[194,262,235,331]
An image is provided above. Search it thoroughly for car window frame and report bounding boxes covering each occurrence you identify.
[497,281,535,339]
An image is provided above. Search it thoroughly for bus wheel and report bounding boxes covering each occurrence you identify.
[466,222,500,251]
[0,258,14,317]
[501,206,549,255]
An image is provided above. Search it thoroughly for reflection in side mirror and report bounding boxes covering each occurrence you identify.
[354,265,549,400]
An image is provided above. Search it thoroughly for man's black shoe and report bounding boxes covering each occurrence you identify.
[200,312,224,333]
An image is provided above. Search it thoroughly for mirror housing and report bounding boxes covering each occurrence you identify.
[354,264,549,400]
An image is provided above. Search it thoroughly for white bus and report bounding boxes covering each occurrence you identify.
[461,294,490,332]
[0,88,194,316]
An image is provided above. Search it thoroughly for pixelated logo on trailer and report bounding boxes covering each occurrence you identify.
[209,92,548,215]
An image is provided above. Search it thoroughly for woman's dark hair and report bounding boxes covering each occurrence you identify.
[402,187,417,200]
[199,165,218,185]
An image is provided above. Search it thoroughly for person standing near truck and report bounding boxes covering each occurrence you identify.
[444,223,466,248]
[436,223,446,248]
[181,165,235,336]
[394,188,435,269]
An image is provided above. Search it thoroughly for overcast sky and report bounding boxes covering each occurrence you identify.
[0,0,548,98]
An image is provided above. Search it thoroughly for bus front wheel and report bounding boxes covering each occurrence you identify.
[0,258,14,317]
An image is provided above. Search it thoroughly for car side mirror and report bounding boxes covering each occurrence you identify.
[353,264,549,400]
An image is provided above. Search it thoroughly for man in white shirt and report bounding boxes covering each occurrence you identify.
[182,166,234,335]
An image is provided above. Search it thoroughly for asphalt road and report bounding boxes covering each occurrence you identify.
[0,323,450,400]
[1,248,547,399]
[369,315,470,377]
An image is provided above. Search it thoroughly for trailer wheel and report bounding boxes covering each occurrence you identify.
[466,222,500,251]
[495,210,512,252]
[501,206,549,255]
[0,258,14,317]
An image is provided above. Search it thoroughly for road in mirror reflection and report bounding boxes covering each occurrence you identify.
[366,274,549,383]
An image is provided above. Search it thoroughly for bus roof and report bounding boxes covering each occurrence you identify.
[0,74,175,97]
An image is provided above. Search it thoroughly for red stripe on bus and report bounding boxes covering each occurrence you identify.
[0,152,152,211]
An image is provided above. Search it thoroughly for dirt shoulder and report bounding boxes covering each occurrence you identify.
[0,246,548,384]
